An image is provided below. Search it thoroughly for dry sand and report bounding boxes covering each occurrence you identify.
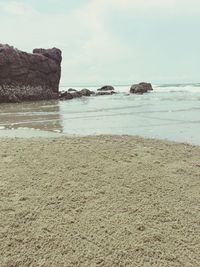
[0,136,200,267]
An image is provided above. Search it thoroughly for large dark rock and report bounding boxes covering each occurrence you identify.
[97,85,115,91]
[0,44,62,102]
[130,82,153,94]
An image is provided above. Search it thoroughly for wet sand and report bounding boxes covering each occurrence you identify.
[0,136,200,266]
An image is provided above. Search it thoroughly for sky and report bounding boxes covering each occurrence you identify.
[0,0,200,85]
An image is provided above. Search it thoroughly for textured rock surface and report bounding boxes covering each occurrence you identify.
[0,44,62,102]
[130,82,153,94]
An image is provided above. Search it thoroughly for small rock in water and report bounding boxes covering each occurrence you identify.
[130,82,153,94]
[97,85,115,91]
[59,91,73,100]
[79,88,94,96]
[59,88,94,100]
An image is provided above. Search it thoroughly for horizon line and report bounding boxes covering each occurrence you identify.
[60,82,200,87]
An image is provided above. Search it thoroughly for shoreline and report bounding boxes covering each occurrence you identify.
[1,135,200,266]
[0,130,200,147]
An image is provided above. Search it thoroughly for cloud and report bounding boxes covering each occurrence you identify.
[0,1,38,16]
[88,0,200,15]
[0,0,199,84]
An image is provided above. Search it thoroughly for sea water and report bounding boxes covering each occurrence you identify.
[0,84,200,145]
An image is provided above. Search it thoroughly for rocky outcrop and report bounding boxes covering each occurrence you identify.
[130,82,153,94]
[60,86,118,101]
[0,44,62,102]
[97,85,115,91]
[60,82,153,102]
[59,88,94,101]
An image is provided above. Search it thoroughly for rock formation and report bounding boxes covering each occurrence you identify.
[60,82,153,101]
[97,85,115,91]
[59,88,94,100]
[0,44,62,102]
[59,86,118,100]
[130,82,153,94]
[59,91,74,100]
[79,88,94,96]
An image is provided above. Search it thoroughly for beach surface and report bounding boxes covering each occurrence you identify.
[0,136,200,267]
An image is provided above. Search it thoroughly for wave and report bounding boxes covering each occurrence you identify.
[153,84,200,93]
[58,107,200,121]
[158,83,200,87]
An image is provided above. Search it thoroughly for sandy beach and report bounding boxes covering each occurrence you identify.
[0,135,200,267]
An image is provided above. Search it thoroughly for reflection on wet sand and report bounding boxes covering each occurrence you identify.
[0,100,63,133]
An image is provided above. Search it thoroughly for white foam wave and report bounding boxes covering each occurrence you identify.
[154,85,200,93]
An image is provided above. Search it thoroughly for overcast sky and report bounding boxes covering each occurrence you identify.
[0,0,200,85]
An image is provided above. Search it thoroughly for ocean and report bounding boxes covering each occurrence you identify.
[0,84,200,145]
